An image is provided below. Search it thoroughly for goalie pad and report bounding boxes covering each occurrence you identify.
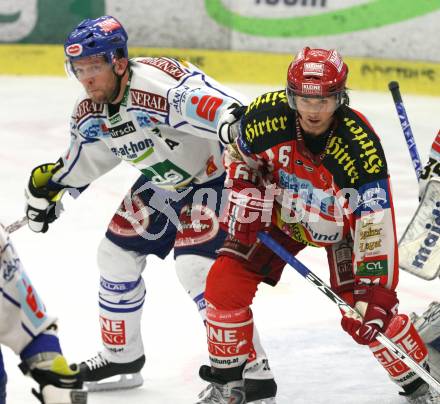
[410,301,440,382]
[398,178,440,280]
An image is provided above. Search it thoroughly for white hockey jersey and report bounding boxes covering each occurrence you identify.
[0,225,57,354]
[52,57,246,190]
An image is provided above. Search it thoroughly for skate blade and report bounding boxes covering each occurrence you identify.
[85,372,143,392]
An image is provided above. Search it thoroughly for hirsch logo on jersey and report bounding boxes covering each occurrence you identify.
[100,317,126,345]
[65,43,83,57]
[76,99,104,122]
[138,57,186,80]
[109,121,136,138]
[131,89,168,113]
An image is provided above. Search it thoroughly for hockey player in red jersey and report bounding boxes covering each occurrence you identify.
[195,48,440,403]
[0,224,86,403]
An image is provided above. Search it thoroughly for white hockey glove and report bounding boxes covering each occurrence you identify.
[25,162,65,233]
[217,103,247,144]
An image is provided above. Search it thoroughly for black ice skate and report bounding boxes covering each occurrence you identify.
[196,365,246,404]
[400,382,440,403]
[73,352,145,392]
[244,358,277,403]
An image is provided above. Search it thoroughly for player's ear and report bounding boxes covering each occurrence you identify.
[114,57,128,76]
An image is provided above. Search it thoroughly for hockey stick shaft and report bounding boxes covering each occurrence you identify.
[5,216,28,234]
[388,81,422,181]
[258,231,440,392]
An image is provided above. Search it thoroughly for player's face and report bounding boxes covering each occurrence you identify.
[295,96,337,136]
[71,56,117,104]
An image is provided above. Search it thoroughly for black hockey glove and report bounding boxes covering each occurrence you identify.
[25,162,65,233]
[217,103,247,144]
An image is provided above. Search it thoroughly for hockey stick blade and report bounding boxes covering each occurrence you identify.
[5,216,28,234]
[258,231,440,392]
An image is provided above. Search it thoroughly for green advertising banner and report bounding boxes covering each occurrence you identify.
[0,0,105,43]
[205,0,440,37]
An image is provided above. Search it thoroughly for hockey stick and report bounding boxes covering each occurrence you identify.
[257,231,440,392]
[5,216,28,234]
[388,81,422,180]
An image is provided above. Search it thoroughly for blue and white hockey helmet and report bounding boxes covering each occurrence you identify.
[64,16,128,63]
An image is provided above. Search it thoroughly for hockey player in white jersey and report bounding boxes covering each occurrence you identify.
[0,224,86,403]
[24,15,276,403]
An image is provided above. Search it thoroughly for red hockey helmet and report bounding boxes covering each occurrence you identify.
[286,47,348,110]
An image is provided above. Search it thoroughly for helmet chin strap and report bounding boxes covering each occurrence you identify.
[109,63,128,104]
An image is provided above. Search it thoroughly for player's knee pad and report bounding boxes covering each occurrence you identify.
[205,256,260,310]
[369,314,429,390]
[97,238,147,360]
[175,254,213,319]
[98,237,146,306]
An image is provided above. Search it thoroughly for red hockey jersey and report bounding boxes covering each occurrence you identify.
[225,90,399,291]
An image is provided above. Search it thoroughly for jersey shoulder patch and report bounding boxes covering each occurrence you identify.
[239,90,294,154]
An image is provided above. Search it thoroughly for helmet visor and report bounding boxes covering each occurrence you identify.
[286,87,342,113]
[65,56,113,81]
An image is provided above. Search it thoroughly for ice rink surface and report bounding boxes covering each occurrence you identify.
[0,76,439,403]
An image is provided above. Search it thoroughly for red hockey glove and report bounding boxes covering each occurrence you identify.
[221,179,274,245]
[341,285,399,345]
